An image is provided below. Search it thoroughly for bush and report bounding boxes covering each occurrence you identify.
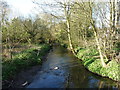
[2,44,51,80]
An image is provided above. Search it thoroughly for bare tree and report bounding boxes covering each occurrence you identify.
[33,0,76,55]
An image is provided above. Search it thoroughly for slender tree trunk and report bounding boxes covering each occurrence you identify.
[64,3,76,55]
[89,2,107,67]
[91,21,107,67]
[84,28,88,48]
[109,1,117,59]
[92,22,107,67]
[116,0,120,27]
[94,30,107,67]
[66,17,76,55]
[92,20,107,67]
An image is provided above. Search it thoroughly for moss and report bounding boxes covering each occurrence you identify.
[2,44,51,80]
[76,48,120,82]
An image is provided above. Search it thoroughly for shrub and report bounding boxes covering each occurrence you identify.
[2,44,51,80]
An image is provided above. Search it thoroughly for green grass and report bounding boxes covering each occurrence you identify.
[76,48,120,82]
[2,44,51,80]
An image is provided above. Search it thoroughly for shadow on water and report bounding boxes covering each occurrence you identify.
[27,46,120,88]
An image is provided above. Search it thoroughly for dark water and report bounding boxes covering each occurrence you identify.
[27,46,119,88]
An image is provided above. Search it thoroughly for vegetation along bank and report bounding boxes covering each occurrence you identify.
[1,0,120,86]
[2,44,51,83]
[75,47,120,82]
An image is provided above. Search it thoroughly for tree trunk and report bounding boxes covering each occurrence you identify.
[92,22,107,67]
[66,18,76,55]
[89,2,107,67]
[94,30,107,67]
[64,3,76,55]
[109,1,117,60]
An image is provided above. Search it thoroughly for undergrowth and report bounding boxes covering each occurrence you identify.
[2,44,51,80]
[76,47,120,82]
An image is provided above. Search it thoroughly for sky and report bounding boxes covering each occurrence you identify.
[4,0,55,19]
[4,0,115,19]
[4,0,62,19]
[4,0,38,18]
[3,0,119,27]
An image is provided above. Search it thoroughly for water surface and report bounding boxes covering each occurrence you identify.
[27,46,119,88]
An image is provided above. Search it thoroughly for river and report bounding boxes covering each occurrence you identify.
[27,46,119,88]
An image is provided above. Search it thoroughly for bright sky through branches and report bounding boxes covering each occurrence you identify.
[4,0,119,19]
[4,0,57,19]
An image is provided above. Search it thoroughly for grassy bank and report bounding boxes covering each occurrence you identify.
[76,48,120,82]
[2,44,51,81]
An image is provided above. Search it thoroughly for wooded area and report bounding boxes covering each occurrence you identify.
[1,0,120,85]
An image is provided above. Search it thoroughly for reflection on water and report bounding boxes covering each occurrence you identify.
[27,46,120,88]
[66,64,119,88]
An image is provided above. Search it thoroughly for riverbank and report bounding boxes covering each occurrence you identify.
[2,44,51,88]
[75,48,120,82]
[26,46,119,88]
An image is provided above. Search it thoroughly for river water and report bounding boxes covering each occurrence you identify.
[27,46,119,88]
